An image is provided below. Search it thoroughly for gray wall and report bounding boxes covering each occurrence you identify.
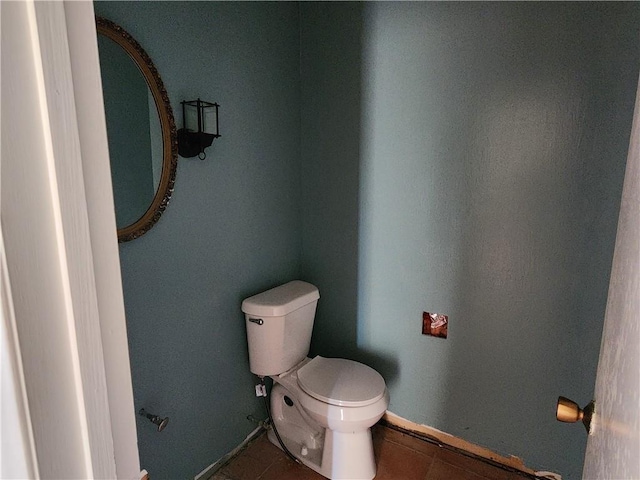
[300,3,639,479]
[95,2,639,479]
[94,2,301,478]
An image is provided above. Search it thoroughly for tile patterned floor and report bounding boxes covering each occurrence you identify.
[209,424,539,480]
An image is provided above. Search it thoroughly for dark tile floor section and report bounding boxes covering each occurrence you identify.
[209,424,540,480]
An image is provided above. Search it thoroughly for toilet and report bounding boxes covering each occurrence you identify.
[242,280,389,480]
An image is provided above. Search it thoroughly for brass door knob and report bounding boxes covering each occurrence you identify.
[556,396,594,433]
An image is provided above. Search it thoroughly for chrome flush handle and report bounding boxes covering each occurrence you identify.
[249,317,264,325]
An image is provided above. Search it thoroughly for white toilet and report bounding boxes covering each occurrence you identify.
[242,280,389,480]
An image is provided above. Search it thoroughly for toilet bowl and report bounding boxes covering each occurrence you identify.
[242,281,389,480]
[268,357,389,479]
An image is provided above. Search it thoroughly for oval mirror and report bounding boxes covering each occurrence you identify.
[96,17,177,242]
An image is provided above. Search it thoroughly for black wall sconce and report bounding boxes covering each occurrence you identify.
[177,98,220,160]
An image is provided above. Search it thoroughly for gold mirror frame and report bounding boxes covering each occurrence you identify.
[96,17,178,242]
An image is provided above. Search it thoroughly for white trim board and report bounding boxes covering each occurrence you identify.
[1,229,39,480]
[1,1,139,477]
[2,1,106,475]
[64,2,141,477]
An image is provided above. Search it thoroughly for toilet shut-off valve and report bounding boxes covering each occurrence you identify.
[139,408,169,432]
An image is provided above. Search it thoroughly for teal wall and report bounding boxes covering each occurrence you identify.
[300,3,639,479]
[95,2,639,479]
[94,2,301,478]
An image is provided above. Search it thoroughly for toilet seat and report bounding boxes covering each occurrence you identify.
[297,356,386,407]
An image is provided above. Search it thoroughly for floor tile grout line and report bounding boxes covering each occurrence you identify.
[381,424,540,479]
[433,450,524,480]
[213,425,538,480]
[382,436,442,458]
[434,447,537,480]
[230,433,281,479]
[423,452,437,480]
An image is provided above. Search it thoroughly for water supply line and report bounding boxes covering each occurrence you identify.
[246,414,269,429]
[257,376,300,464]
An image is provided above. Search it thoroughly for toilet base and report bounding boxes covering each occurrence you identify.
[268,426,376,480]
[267,371,384,480]
[320,428,376,480]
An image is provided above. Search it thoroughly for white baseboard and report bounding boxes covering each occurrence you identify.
[193,425,265,480]
[383,411,560,478]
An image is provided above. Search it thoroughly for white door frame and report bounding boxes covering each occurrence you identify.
[582,75,640,478]
[1,1,139,478]
[65,2,141,477]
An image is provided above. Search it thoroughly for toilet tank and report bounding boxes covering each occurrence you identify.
[242,281,319,376]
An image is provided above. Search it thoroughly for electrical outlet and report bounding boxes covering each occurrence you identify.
[422,312,448,338]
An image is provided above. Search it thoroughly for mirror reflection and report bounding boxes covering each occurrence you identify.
[98,35,163,228]
[96,17,177,242]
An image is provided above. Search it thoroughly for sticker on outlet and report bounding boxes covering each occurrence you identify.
[422,312,448,339]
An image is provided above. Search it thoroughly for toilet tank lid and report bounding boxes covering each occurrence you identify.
[241,280,319,317]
